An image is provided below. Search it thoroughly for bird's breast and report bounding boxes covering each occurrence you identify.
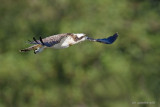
[53,36,76,49]
[52,35,86,49]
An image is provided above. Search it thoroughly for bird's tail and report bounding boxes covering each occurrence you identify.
[87,33,118,44]
[19,44,42,53]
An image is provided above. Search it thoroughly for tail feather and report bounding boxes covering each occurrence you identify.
[20,48,31,52]
[19,44,40,52]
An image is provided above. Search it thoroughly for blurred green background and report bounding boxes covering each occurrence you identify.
[0,0,160,107]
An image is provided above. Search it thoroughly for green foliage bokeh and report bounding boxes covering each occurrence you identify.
[0,0,160,107]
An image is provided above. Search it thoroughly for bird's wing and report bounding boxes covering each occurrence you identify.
[87,33,118,44]
[29,33,72,47]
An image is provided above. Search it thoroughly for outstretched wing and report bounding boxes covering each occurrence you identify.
[29,33,72,47]
[87,33,118,44]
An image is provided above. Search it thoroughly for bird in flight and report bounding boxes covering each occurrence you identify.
[20,33,118,54]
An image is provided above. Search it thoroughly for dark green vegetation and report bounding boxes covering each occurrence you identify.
[0,0,160,107]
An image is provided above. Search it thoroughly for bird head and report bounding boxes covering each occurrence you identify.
[75,33,87,41]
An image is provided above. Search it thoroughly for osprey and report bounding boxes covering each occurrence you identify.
[20,33,118,54]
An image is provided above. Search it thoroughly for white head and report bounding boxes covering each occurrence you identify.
[76,33,85,38]
[74,33,87,42]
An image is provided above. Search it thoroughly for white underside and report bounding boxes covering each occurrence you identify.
[53,35,86,49]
